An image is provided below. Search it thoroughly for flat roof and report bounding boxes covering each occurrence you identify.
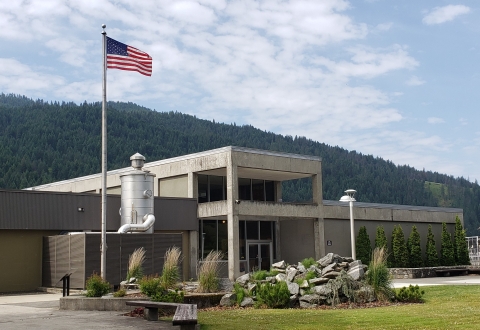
[324,200,462,213]
[27,146,322,190]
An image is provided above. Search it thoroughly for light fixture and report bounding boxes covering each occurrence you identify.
[339,189,356,260]
[77,207,85,212]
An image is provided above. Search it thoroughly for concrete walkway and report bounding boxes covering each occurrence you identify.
[392,274,480,288]
[0,292,175,330]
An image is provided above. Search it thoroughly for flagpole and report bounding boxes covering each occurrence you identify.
[101,24,108,280]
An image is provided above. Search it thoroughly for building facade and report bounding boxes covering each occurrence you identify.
[30,146,462,281]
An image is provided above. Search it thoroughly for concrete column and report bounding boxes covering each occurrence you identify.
[186,172,199,279]
[226,156,239,281]
[314,218,325,259]
[275,181,283,202]
[312,172,323,204]
[275,218,281,261]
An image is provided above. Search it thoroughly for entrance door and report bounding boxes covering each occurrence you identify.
[247,242,272,272]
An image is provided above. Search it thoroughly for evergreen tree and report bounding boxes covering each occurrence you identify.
[356,226,372,265]
[407,226,423,268]
[440,222,455,266]
[391,225,408,268]
[454,216,470,265]
[375,225,392,267]
[425,225,439,267]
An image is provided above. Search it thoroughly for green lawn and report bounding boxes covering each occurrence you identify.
[198,285,480,329]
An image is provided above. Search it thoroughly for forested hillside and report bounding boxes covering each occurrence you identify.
[1,93,479,234]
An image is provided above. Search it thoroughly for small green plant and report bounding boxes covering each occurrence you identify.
[396,285,425,303]
[440,222,455,266]
[233,283,247,305]
[326,270,358,306]
[256,281,290,309]
[85,273,110,297]
[139,275,162,297]
[425,225,439,267]
[126,247,146,281]
[407,226,423,268]
[366,247,394,302]
[252,269,279,281]
[113,288,126,297]
[161,247,182,289]
[197,250,223,293]
[152,289,184,303]
[301,257,316,269]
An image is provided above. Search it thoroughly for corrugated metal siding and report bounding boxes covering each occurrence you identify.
[43,233,183,289]
[1,189,197,231]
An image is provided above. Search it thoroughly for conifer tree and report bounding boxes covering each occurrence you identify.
[440,222,455,266]
[425,225,439,267]
[356,226,372,265]
[376,225,392,267]
[392,225,408,268]
[454,216,470,265]
[407,225,423,268]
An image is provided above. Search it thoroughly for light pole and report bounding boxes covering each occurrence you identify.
[340,189,356,260]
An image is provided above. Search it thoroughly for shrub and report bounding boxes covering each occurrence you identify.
[301,257,316,269]
[252,269,279,281]
[392,225,408,268]
[256,281,290,309]
[233,283,247,305]
[161,247,182,289]
[326,270,359,306]
[375,226,388,250]
[113,288,126,297]
[197,250,223,293]
[366,247,394,302]
[152,289,184,303]
[356,226,372,265]
[440,223,455,266]
[139,275,162,297]
[85,273,110,297]
[407,226,423,268]
[126,247,146,281]
[454,216,470,265]
[396,285,425,303]
[425,225,439,267]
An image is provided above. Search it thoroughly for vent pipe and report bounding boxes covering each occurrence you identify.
[118,153,156,233]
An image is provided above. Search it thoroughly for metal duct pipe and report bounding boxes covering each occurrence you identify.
[117,213,155,233]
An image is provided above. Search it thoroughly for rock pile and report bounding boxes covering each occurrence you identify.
[221,253,374,308]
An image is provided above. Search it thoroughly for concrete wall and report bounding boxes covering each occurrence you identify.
[159,175,188,197]
[0,230,59,293]
[279,219,316,264]
[324,219,456,259]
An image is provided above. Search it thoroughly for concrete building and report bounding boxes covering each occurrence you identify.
[30,146,462,281]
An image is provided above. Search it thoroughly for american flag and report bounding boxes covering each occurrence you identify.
[106,37,152,76]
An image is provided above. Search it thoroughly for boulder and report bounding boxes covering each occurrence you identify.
[240,297,255,307]
[309,277,329,285]
[272,260,286,269]
[313,285,332,297]
[286,268,298,282]
[236,273,250,286]
[347,266,364,281]
[287,282,299,295]
[275,273,287,282]
[317,253,334,267]
[321,263,337,276]
[220,293,237,307]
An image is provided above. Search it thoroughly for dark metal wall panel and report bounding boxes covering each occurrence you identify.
[70,234,86,288]
[154,197,198,231]
[1,189,197,232]
[43,233,184,289]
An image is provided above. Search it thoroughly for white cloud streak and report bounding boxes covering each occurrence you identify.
[423,5,470,25]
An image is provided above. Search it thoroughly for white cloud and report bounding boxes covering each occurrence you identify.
[406,75,425,86]
[423,5,470,25]
[428,117,444,124]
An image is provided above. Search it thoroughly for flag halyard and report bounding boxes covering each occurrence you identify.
[106,37,152,76]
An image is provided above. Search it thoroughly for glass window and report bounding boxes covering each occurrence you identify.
[252,179,264,201]
[260,221,272,240]
[218,220,228,259]
[238,178,251,200]
[198,175,208,203]
[265,181,275,201]
[209,176,224,202]
[246,221,259,240]
[202,220,216,259]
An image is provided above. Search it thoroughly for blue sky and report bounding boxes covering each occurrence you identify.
[1,1,479,181]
